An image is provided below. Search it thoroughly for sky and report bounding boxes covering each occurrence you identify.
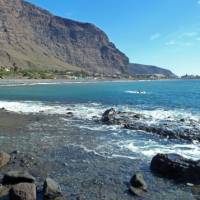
[26,0,200,76]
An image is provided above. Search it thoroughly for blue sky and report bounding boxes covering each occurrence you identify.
[26,0,200,75]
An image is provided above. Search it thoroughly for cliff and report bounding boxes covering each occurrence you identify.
[0,0,129,74]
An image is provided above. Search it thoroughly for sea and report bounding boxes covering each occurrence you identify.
[0,79,199,161]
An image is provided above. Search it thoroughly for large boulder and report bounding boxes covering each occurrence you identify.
[129,173,147,196]
[0,151,10,168]
[43,178,63,200]
[9,183,36,200]
[150,153,200,183]
[66,112,74,118]
[101,108,116,124]
[2,171,35,185]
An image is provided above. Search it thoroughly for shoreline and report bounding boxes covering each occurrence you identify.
[0,78,183,86]
[0,108,198,200]
[0,79,199,199]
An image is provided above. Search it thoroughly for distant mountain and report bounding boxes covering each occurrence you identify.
[0,0,129,74]
[128,63,177,78]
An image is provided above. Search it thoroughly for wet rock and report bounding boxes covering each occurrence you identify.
[2,171,35,185]
[124,123,200,142]
[150,153,200,183]
[43,178,63,200]
[9,183,36,200]
[0,151,10,168]
[100,109,200,143]
[101,108,116,124]
[129,173,147,196]
[124,123,177,138]
[66,112,73,117]
[11,150,20,155]
[101,108,129,125]
[133,114,142,119]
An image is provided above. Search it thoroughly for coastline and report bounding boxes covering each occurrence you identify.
[0,78,181,87]
[0,80,199,199]
[0,108,197,200]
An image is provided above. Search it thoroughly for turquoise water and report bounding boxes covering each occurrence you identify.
[0,79,200,160]
[0,80,200,112]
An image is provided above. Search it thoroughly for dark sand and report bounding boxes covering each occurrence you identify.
[0,110,36,133]
[0,110,198,200]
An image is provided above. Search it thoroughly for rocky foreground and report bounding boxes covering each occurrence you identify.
[1,150,200,200]
[0,151,64,200]
[0,108,200,199]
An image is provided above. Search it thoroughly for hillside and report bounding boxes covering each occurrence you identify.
[0,0,129,75]
[0,0,177,79]
[128,63,177,78]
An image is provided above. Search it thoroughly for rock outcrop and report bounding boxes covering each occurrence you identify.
[151,154,200,184]
[100,108,200,142]
[2,171,35,185]
[0,0,129,74]
[101,108,117,124]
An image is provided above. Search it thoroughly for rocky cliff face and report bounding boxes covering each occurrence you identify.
[0,0,129,74]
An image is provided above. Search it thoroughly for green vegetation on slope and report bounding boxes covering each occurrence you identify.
[0,67,89,79]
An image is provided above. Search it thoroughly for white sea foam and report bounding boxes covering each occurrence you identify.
[0,100,105,120]
[123,140,200,160]
[125,90,147,94]
[0,100,199,124]
[0,82,65,87]
[111,154,137,160]
[69,144,105,157]
[116,105,200,123]
[0,101,66,114]
[1,100,199,160]
[78,124,122,132]
[140,109,199,122]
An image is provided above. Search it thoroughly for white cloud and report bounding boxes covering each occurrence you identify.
[150,33,161,40]
[165,40,193,47]
[165,40,176,45]
[183,32,198,37]
[180,42,193,46]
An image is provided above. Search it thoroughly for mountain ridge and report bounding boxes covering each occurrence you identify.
[0,0,176,78]
[0,0,129,74]
[128,63,177,78]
